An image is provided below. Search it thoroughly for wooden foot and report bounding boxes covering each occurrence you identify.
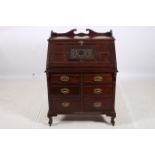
[48,117,53,126]
[111,117,115,126]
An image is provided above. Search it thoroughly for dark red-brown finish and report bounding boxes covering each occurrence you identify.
[83,85,114,97]
[46,29,118,126]
[83,98,114,112]
[83,73,113,84]
[50,74,80,84]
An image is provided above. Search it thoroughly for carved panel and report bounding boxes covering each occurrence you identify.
[68,48,94,60]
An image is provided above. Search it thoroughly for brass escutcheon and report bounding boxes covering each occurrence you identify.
[94,88,103,94]
[79,40,84,46]
[94,75,103,82]
[61,102,70,107]
[93,102,102,108]
[60,88,70,94]
[60,75,69,82]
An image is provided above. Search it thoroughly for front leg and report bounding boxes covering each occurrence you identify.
[106,112,116,126]
[111,116,115,126]
[48,117,53,126]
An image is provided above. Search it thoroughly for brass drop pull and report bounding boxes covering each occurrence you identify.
[60,88,70,94]
[94,75,103,82]
[60,75,69,82]
[94,88,103,94]
[62,102,70,108]
[93,102,102,108]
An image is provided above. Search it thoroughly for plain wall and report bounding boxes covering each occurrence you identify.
[0,26,155,78]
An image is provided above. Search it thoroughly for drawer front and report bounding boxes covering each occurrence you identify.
[52,97,81,113]
[83,85,113,97]
[51,74,80,84]
[84,98,113,112]
[50,86,80,97]
[83,73,113,84]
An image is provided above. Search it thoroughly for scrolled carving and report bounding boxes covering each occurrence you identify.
[50,29,113,38]
[86,29,113,37]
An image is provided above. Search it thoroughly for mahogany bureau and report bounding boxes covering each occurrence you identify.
[45,29,118,126]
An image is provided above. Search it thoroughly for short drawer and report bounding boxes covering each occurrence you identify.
[51,74,80,84]
[83,85,113,97]
[84,97,113,112]
[50,86,80,97]
[52,97,81,114]
[83,73,113,84]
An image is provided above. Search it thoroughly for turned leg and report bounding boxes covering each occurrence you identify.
[48,117,53,126]
[111,116,115,126]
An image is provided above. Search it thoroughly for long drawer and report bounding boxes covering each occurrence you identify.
[50,73,113,84]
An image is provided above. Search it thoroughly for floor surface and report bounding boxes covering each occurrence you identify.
[0,77,155,129]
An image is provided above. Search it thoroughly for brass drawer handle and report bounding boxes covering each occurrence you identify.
[94,75,103,82]
[60,75,69,82]
[93,102,102,108]
[62,102,70,107]
[94,88,103,94]
[60,88,70,94]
